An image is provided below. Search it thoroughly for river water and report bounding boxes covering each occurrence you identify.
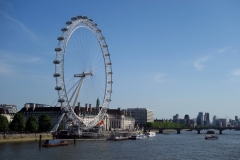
[1,130,240,160]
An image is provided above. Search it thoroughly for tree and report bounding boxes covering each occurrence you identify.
[38,114,51,132]
[9,113,26,132]
[0,115,9,132]
[145,122,153,128]
[26,116,38,132]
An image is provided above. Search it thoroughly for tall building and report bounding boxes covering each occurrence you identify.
[184,114,190,124]
[173,114,179,122]
[213,115,218,126]
[235,116,238,121]
[197,112,203,126]
[204,112,210,126]
[127,108,154,127]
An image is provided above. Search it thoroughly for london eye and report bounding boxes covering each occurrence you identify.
[52,15,112,135]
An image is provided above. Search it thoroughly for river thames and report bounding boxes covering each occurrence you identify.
[1,130,240,160]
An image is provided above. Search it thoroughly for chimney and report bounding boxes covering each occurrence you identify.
[85,103,88,112]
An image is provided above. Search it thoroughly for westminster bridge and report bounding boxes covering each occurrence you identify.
[145,127,240,134]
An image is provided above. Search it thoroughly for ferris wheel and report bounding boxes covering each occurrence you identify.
[51,15,112,134]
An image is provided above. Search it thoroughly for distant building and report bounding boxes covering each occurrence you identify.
[127,108,154,127]
[204,112,210,126]
[0,108,14,122]
[235,116,238,121]
[173,114,179,122]
[197,112,203,126]
[212,115,218,126]
[18,105,62,127]
[190,119,197,127]
[0,104,17,114]
[184,115,190,124]
[19,101,135,131]
[216,118,227,127]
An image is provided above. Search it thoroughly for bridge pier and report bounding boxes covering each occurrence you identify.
[177,129,181,134]
[159,129,163,134]
[219,130,222,134]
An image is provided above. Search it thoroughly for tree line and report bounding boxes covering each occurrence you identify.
[144,121,188,128]
[0,113,52,133]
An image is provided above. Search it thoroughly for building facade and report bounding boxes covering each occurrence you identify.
[19,102,135,131]
[0,104,17,114]
[126,108,154,127]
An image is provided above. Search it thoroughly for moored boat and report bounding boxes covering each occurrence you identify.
[42,139,68,147]
[106,135,129,141]
[129,134,147,140]
[145,132,156,137]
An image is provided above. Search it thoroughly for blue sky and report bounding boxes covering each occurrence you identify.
[0,0,240,120]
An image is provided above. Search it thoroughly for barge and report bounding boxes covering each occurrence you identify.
[42,139,68,147]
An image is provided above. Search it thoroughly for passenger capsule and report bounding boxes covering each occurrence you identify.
[107,90,112,93]
[102,44,108,48]
[71,17,77,21]
[106,62,112,65]
[53,60,60,64]
[100,37,105,40]
[53,73,61,77]
[77,15,82,19]
[55,86,62,90]
[57,37,64,41]
[61,28,68,32]
[108,72,113,74]
[92,23,97,26]
[106,99,111,102]
[88,19,93,22]
[55,48,62,52]
[66,21,72,25]
[58,99,65,103]
[105,53,110,56]
[96,29,101,33]
[82,16,88,19]
[108,81,113,84]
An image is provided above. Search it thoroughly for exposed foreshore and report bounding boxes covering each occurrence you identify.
[0,133,52,143]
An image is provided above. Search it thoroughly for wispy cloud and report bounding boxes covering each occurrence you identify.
[0,50,41,76]
[227,69,240,83]
[154,73,166,83]
[194,55,213,71]
[0,10,36,39]
[230,69,240,76]
[218,46,232,53]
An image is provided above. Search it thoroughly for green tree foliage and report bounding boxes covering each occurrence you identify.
[38,114,51,132]
[26,116,38,132]
[0,115,9,132]
[145,122,153,128]
[9,113,26,132]
[145,122,188,128]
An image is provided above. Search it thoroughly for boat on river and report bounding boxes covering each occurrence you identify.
[205,130,218,140]
[145,132,156,137]
[42,139,68,147]
[106,135,129,141]
[129,134,147,140]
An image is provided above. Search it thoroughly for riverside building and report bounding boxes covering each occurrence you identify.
[126,108,154,127]
[19,100,135,131]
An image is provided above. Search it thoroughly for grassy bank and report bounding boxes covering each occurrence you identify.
[0,134,53,143]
